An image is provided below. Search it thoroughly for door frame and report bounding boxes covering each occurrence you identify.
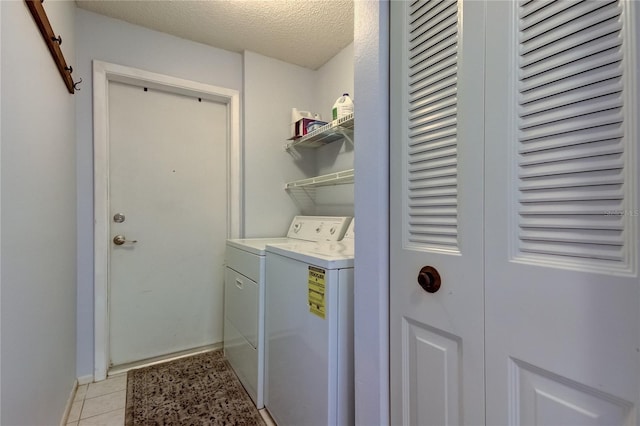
[92,60,242,381]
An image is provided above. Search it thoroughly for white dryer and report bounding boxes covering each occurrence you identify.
[224,216,351,409]
[265,220,354,426]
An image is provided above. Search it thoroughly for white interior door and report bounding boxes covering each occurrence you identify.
[485,1,639,424]
[108,81,228,367]
[390,1,486,424]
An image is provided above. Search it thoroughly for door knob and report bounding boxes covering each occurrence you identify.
[417,266,441,293]
[113,235,137,246]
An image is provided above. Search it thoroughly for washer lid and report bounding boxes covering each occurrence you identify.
[265,240,354,269]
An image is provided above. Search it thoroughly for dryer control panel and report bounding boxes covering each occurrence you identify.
[286,216,352,242]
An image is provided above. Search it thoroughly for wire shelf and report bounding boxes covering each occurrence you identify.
[285,113,354,150]
[285,169,354,189]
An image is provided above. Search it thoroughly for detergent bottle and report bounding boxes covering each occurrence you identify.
[332,93,354,120]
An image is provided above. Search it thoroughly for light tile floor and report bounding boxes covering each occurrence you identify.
[67,375,126,426]
[66,375,277,425]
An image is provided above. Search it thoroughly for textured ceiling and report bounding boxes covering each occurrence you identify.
[75,0,354,70]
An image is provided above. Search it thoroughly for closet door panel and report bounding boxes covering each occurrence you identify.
[390,1,486,424]
[485,1,640,424]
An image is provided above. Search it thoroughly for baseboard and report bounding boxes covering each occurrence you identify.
[77,374,93,385]
[107,343,222,377]
[59,379,78,426]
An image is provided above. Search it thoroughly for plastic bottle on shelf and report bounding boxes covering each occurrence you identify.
[332,93,354,120]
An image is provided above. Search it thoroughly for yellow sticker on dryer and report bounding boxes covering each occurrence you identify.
[308,266,326,319]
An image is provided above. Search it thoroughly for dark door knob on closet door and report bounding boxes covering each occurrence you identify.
[417,266,441,293]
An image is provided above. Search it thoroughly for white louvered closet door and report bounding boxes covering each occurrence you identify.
[390,1,486,424]
[485,0,640,424]
[392,0,640,424]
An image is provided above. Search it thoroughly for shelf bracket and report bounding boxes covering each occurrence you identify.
[339,129,354,146]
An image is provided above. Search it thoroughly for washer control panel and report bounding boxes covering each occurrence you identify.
[286,216,352,242]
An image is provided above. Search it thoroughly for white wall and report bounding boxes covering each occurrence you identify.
[1,1,77,424]
[314,43,355,216]
[315,43,355,123]
[243,51,317,236]
[353,1,389,425]
[243,44,356,225]
[75,8,243,378]
[315,42,355,176]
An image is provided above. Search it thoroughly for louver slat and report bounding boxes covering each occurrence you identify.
[521,5,621,53]
[409,87,457,121]
[406,0,459,249]
[520,0,554,19]
[520,1,616,39]
[519,186,624,203]
[521,19,622,67]
[519,169,624,190]
[520,40,623,84]
[520,64,623,105]
[520,241,624,262]
[519,139,624,166]
[517,0,628,265]
[519,155,623,179]
[520,215,624,231]
[520,79,624,117]
[519,124,624,153]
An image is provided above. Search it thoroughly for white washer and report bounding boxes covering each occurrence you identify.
[265,220,355,426]
[224,216,351,409]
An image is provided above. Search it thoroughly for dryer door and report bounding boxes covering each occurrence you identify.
[225,267,259,348]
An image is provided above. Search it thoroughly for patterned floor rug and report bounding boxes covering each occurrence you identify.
[125,349,266,425]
